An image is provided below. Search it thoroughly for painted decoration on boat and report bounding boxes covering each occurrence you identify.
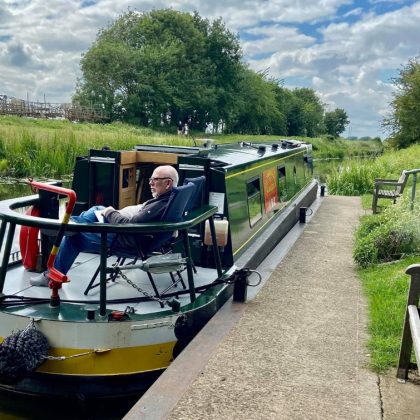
[262,167,279,213]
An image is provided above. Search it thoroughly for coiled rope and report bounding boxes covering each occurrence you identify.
[0,320,49,384]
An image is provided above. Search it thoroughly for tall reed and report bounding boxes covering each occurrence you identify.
[0,117,191,177]
[327,144,420,195]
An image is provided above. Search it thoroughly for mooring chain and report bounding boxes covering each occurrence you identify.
[117,268,167,306]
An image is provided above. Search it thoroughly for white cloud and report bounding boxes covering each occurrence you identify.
[0,0,419,137]
[242,25,315,58]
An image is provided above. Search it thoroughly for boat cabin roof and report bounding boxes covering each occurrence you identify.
[134,140,309,171]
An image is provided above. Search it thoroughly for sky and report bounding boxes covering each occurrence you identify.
[1,0,419,139]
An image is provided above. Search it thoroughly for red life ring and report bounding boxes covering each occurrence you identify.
[19,206,40,270]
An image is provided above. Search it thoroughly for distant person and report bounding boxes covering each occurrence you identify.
[30,166,179,287]
[184,122,189,136]
[177,121,183,135]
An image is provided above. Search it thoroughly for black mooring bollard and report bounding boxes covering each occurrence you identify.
[233,270,248,302]
[299,207,307,223]
[320,185,325,197]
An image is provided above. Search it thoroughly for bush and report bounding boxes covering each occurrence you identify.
[354,198,420,267]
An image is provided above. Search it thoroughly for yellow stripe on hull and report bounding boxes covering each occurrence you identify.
[37,341,176,375]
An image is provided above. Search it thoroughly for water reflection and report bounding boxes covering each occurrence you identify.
[0,181,33,201]
[313,158,347,184]
[0,178,72,201]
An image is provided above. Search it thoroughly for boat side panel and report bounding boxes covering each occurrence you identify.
[225,148,310,258]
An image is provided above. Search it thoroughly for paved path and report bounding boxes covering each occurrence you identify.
[127,196,420,419]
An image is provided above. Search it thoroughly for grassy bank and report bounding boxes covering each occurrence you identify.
[359,256,419,372]
[0,116,382,178]
[0,116,192,177]
[346,145,420,373]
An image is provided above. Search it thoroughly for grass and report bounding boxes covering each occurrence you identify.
[353,154,420,373]
[0,117,194,177]
[358,256,419,372]
[0,116,383,178]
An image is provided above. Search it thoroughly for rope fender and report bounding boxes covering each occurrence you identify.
[0,322,49,384]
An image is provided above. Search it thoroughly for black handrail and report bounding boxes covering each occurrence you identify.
[0,195,218,234]
[0,198,222,315]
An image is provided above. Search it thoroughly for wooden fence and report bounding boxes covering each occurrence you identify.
[0,95,109,123]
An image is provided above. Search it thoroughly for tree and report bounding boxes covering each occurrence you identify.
[382,56,420,148]
[324,108,350,138]
[73,9,243,129]
[226,69,286,135]
[293,88,324,137]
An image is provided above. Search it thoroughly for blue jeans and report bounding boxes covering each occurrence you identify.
[53,206,116,274]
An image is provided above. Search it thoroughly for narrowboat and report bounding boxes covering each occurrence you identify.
[0,139,317,399]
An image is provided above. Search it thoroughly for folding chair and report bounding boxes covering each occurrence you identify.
[183,176,205,213]
[180,176,205,273]
[83,183,195,300]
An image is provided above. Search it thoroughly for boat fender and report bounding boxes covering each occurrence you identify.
[0,326,49,384]
[204,218,229,247]
[172,311,213,358]
[19,205,41,271]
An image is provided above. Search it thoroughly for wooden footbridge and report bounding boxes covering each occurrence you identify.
[0,94,109,123]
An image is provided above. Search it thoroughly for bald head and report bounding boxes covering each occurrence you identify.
[159,165,179,186]
[149,165,179,198]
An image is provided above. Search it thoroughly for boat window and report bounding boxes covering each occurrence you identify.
[247,177,262,227]
[278,166,287,201]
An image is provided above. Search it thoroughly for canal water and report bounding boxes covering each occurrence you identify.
[0,392,141,419]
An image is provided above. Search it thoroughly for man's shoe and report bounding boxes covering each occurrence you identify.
[30,271,50,287]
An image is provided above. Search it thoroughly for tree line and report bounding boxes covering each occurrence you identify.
[74,9,349,137]
[383,56,420,148]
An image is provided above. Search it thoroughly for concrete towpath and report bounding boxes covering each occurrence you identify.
[126,196,420,419]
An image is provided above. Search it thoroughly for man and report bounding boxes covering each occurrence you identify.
[30,165,178,287]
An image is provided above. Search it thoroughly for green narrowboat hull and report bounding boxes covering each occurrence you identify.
[0,140,317,399]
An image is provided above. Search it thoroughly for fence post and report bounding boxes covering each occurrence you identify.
[410,172,417,211]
